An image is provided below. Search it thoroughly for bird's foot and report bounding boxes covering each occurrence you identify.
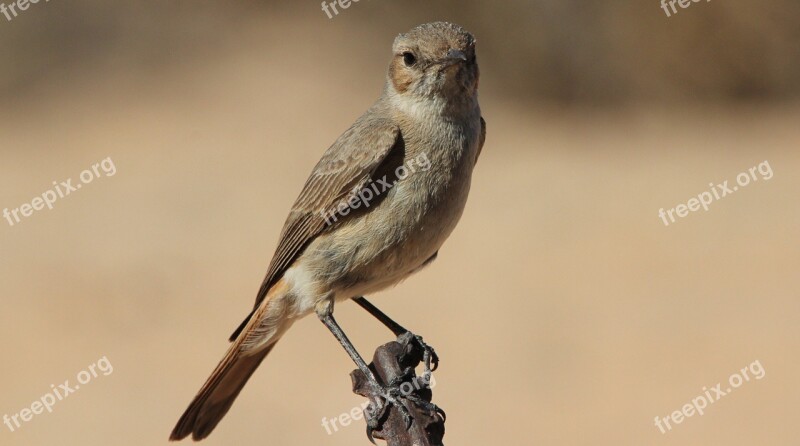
[402,392,446,421]
[400,331,439,380]
[363,381,413,443]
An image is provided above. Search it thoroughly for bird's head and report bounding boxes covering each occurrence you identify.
[387,22,479,103]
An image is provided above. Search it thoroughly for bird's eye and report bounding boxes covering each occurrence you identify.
[402,52,417,67]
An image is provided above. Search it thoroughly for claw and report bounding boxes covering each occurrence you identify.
[358,332,441,442]
[364,397,386,443]
[366,424,377,445]
[362,383,413,436]
[408,333,439,378]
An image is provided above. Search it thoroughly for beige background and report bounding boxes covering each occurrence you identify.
[0,2,798,445]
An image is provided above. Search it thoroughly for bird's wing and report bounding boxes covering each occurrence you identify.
[229,116,401,341]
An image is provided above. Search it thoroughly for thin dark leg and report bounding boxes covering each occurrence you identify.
[353,296,407,336]
[317,311,412,428]
[352,296,439,373]
[318,311,375,378]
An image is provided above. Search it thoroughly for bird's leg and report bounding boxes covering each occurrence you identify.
[317,308,412,434]
[353,296,439,379]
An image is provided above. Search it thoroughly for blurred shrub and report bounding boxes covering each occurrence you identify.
[0,0,797,105]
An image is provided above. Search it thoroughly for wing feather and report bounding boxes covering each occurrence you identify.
[230,115,401,341]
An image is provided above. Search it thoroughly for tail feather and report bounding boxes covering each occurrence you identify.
[228,310,254,342]
[170,278,291,441]
[170,345,274,441]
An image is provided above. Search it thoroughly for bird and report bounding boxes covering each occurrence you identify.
[170,21,485,441]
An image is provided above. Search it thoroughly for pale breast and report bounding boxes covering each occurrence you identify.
[299,103,481,298]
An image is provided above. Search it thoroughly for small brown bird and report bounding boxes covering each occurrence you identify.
[170,21,485,441]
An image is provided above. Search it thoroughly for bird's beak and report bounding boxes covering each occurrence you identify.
[442,49,468,67]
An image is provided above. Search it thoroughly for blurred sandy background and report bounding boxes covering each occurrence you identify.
[1,1,798,445]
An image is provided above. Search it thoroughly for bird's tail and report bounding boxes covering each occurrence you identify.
[170,279,291,441]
